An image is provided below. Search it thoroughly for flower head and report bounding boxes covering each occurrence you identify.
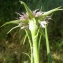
[16,10,45,20]
[16,9,51,29]
[1,1,62,32]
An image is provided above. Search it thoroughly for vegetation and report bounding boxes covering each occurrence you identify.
[0,0,63,63]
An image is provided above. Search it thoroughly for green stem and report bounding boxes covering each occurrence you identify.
[33,37,39,63]
[31,46,33,63]
[25,30,33,63]
[45,25,52,63]
[29,19,39,63]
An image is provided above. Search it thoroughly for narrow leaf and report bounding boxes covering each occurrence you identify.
[37,6,63,21]
[23,34,27,45]
[1,20,28,28]
[43,6,62,16]
[7,25,20,34]
[22,52,31,60]
[25,30,32,48]
[20,1,34,19]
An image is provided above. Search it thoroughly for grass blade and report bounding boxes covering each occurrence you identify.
[7,25,20,34]
[45,24,52,63]
[1,20,28,28]
[36,6,63,21]
[20,1,34,19]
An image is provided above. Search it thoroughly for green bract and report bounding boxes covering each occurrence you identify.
[20,1,34,19]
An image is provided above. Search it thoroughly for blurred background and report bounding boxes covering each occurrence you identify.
[0,0,63,63]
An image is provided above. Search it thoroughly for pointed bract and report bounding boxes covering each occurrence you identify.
[1,20,28,28]
[36,6,63,21]
[20,1,34,19]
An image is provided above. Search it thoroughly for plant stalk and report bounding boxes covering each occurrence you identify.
[29,19,39,63]
[45,24,52,63]
[31,46,33,63]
